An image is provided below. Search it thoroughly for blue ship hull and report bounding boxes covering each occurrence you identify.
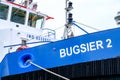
[1,27,120,79]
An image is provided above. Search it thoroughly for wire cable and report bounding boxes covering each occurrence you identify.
[73,21,100,31]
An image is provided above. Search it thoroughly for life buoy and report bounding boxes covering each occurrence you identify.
[16,46,29,51]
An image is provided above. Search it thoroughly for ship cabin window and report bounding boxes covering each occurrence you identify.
[10,7,26,24]
[0,3,9,20]
[28,13,44,29]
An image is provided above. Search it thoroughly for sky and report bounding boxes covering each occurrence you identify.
[17,0,120,40]
[0,0,120,62]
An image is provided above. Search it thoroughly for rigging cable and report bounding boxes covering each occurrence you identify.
[72,22,89,34]
[73,21,100,31]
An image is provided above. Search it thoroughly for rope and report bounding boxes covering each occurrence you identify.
[28,60,70,80]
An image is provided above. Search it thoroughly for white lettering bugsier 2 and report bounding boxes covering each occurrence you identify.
[59,39,112,58]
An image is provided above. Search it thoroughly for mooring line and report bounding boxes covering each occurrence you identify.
[28,60,70,80]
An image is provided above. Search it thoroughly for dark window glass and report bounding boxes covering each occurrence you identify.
[11,7,26,24]
[0,3,9,20]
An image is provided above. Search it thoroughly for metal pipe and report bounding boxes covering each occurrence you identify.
[72,22,89,34]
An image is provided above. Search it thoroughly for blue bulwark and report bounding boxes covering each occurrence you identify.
[1,27,120,79]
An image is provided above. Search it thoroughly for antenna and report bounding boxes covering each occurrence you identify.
[63,0,74,39]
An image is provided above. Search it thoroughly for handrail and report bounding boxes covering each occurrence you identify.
[42,28,56,39]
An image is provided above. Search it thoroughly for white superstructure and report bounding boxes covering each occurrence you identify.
[0,0,56,62]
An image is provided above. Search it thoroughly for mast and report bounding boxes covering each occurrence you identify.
[63,0,74,39]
